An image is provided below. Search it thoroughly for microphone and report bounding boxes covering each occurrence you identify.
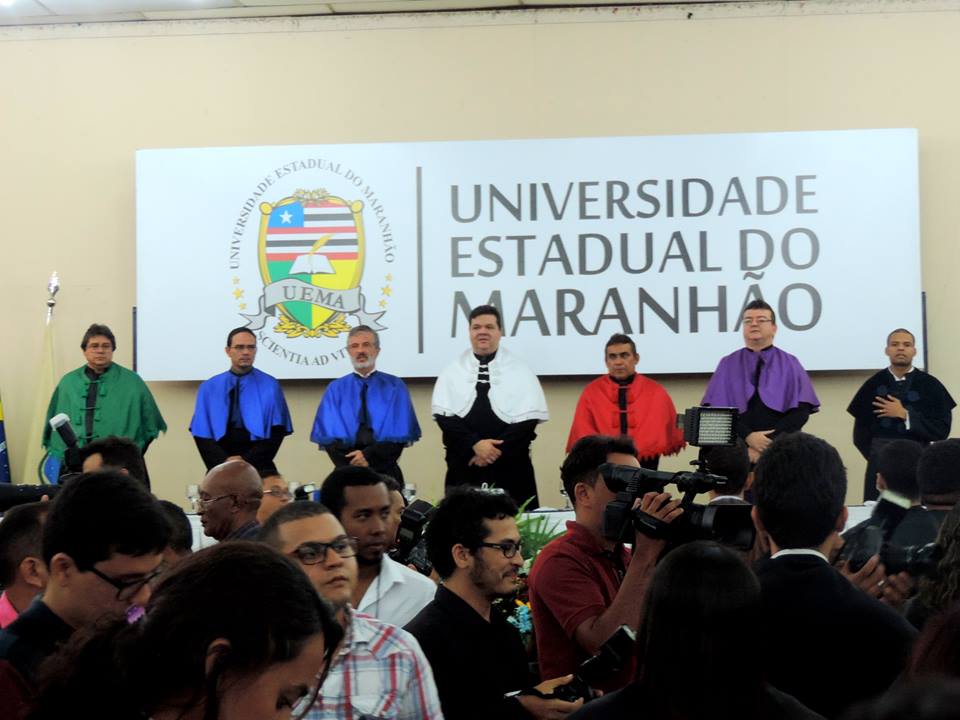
[49,413,79,449]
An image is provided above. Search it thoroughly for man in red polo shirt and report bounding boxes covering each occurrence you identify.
[527,435,681,692]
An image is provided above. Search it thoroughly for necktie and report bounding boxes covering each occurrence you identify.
[356,380,373,447]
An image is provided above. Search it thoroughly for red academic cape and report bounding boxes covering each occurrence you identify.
[567,375,685,460]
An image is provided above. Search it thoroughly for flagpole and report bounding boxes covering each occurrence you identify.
[21,273,59,484]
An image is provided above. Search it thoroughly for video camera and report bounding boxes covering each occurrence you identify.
[843,525,942,579]
[602,406,755,550]
[547,625,637,703]
[390,499,435,576]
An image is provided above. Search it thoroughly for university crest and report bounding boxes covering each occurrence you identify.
[242,189,386,337]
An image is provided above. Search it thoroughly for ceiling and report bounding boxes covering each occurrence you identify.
[0,0,721,26]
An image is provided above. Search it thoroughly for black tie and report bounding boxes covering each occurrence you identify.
[752,355,764,390]
[356,380,373,447]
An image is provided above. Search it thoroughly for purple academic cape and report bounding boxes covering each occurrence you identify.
[702,346,820,414]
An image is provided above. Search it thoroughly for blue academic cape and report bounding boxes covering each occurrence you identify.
[190,368,293,441]
[311,371,420,447]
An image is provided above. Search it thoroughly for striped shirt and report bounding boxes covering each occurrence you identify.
[306,609,444,720]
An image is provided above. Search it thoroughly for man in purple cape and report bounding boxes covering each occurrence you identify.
[190,327,293,474]
[702,300,819,464]
[311,325,420,485]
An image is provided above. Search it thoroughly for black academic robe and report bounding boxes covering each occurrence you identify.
[847,369,955,501]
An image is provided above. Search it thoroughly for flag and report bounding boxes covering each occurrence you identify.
[22,312,57,484]
[0,393,10,483]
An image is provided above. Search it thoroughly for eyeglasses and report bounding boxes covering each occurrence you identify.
[289,537,359,565]
[87,565,163,602]
[477,540,523,559]
[742,317,773,326]
[195,493,237,511]
[264,488,293,501]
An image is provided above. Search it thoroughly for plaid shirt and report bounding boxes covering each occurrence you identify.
[306,609,444,720]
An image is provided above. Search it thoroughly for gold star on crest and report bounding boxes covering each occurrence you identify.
[233,288,244,299]
[378,299,387,308]
[385,273,393,282]
[232,276,240,284]
[239,303,247,310]
[381,285,392,297]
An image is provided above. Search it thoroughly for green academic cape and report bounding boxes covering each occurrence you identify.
[42,363,166,459]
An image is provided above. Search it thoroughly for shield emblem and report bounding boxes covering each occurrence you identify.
[258,190,366,337]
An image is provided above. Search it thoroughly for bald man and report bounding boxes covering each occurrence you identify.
[195,460,263,541]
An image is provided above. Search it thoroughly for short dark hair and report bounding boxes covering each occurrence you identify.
[426,486,518,579]
[876,440,924,500]
[381,475,402,494]
[918,440,960,505]
[561,435,638,507]
[604,333,636,355]
[754,433,846,549]
[468,304,501,330]
[78,436,147,485]
[258,501,333,549]
[320,466,389,519]
[348,324,380,349]
[743,299,776,326]
[699,438,751,496]
[158,501,193,555]
[226,327,256,347]
[80,324,115,351]
[43,471,171,568]
[886,328,916,345]
[28,542,343,720]
[0,502,48,588]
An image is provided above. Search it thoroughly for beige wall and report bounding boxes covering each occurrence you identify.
[1,2,957,508]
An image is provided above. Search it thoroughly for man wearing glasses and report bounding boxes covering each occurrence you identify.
[702,299,819,463]
[405,487,582,720]
[190,327,293,474]
[196,459,264,541]
[258,501,442,720]
[0,471,169,718]
[528,436,681,694]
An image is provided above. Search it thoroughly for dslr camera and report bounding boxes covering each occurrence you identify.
[390,499,436,576]
[843,525,941,578]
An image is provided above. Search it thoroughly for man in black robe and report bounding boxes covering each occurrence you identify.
[431,305,548,509]
[847,328,955,502]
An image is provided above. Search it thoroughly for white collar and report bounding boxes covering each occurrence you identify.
[878,489,914,509]
[709,495,747,504]
[887,366,914,382]
[770,548,829,563]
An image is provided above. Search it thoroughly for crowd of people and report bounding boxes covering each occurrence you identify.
[2,301,960,719]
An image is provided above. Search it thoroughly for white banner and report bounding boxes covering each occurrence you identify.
[136,129,921,380]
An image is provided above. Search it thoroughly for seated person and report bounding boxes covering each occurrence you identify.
[157,500,193,572]
[0,472,169,718]
[569,541,823,720]
[256,469,292,525]
[917,439,960,527]
[260,501,442,719]
[405,487,582,720]
[752,433,917,718]
[78,435,147,486]
[195,460,263,542]
[0,503,49,628]
[905,502,960,630]
[701,438,752,505]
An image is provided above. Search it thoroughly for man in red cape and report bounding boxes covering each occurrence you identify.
[567,334,684,469]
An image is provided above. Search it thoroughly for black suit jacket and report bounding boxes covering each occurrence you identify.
[756,554,917,719]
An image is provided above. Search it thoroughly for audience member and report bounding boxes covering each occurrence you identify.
[257,469,293,525]
[406,486,582,720]
[260,502,442,719]
[383,475,406,551]
[905,600,960,679]
[0,471,169,718]
[918,439,960,527]
[26,542,342,720]
[320,466,434,626]
[569,542,823,720]
[0,504,49,628]
[196,460,263,541]
[157,500,193,571]
[906,503,960,630]
[77,436,147,486]
[752,433,917,718]
[528,435,681,691]
[842,677,960,720]
[701,438,752,505]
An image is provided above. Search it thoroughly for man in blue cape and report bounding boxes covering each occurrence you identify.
[190,327,293,474]
[702,299,819,464]
[311,326,420,485]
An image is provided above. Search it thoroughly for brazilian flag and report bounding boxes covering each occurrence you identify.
[0,393,10,483]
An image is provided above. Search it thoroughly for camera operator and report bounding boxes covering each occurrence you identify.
[527,435,682,692]
[405,486,583,720]
[905,502,960,630]
[752,433,916,718]
[839,440,936,606]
